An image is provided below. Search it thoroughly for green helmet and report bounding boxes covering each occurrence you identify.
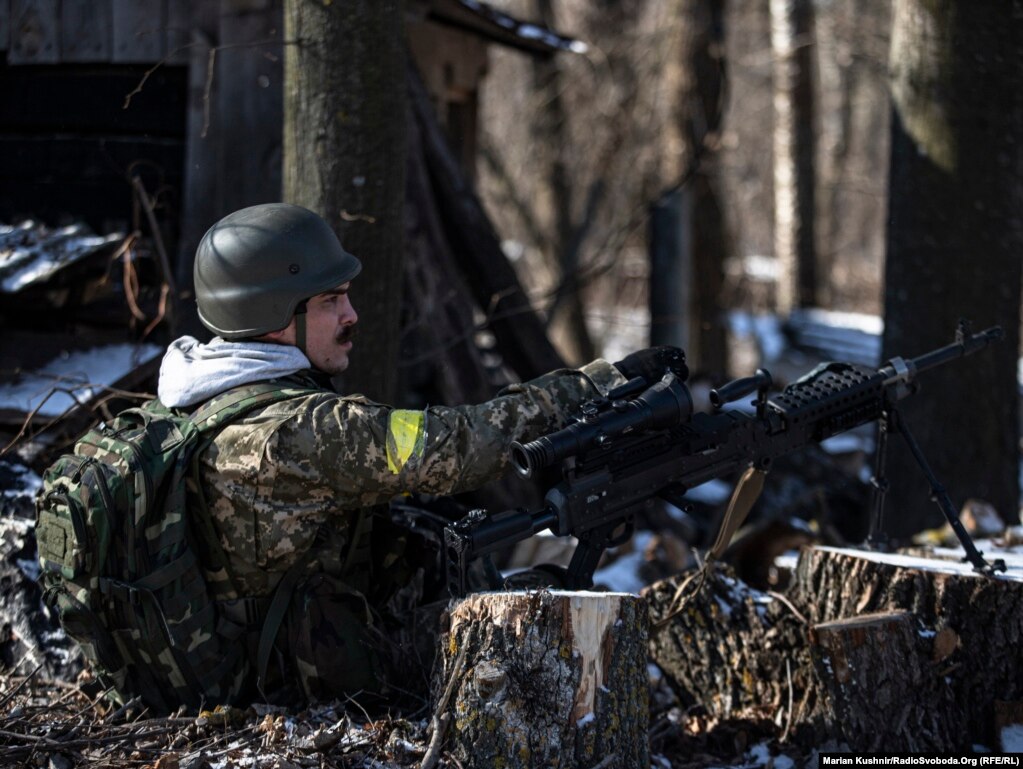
[194,203,361,340]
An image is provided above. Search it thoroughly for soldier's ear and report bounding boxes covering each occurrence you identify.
[255,319,297,345]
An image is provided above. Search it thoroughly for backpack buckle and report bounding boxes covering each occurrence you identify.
[220,596,269,627]
[98,577,144,606]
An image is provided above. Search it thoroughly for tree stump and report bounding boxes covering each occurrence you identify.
[644,565,812,722]
[809,610,966,750]
[791,546,1023,744]
[436,590,648,769]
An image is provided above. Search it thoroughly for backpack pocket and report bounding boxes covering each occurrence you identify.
[43,584,126,688]
[37,467,93,579]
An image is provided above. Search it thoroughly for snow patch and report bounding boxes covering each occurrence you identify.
[729,311,787,363]
[17,558,40,582]
[592,531,653,594]
[1,461,42,499]
[746,741,792,768]
[685,479,732,505]
[1002,724,1023,752]
[0,343,160,418]
[774,550,800,571]
[0,221,124,294]
[816,545,1023,583]
[820,433,870,455]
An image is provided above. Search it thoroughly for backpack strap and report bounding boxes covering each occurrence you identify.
[186,381,356,698]
[255,560,306,698]
[190,381,313,434]
[185,381,316,602]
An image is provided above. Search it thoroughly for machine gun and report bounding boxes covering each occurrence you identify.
[445,323,1006,597]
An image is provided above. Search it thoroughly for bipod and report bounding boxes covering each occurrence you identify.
[866,407,1006,576]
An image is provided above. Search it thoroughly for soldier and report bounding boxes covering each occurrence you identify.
[158,202,674,705]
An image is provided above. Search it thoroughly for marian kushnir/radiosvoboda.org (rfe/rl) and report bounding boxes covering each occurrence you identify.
[820,756,1021,767]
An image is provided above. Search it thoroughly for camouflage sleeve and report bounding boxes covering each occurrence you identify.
[271,359,628,509]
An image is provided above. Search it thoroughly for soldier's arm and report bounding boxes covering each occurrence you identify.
[274,360,627,508]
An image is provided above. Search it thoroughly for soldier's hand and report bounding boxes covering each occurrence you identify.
[613,346,688,384]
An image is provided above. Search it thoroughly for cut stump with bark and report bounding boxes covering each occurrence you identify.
[809,610,966,751]
[792,546,1023,745]
[436,590,648,769]
[644,565,812,722]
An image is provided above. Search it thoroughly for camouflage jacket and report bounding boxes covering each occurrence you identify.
[194,360,627,599]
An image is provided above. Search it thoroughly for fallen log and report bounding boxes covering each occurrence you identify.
[435,590,648,769]
[791,545,1023,745]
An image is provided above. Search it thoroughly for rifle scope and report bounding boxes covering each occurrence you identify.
[510,374,694,478]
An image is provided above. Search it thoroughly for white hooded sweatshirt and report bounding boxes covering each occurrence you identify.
[157,336,312,409]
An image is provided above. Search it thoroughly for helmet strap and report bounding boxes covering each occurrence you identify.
[294,300,309,355]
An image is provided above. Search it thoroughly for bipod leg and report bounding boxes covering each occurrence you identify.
[893,412,1006,576]
[866,408,894,550]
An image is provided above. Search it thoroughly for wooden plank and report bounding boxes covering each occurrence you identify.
[409,62,565,378]
[214,0,283,213]
[165,0,191,64]
[175,0,220,303]
[8,0,59,64]
[0,65,187,134]
[0,0,11,54]
[112,0,166,62]
[60,0,112,62]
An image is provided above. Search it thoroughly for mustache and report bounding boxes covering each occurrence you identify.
[337,324,358,344]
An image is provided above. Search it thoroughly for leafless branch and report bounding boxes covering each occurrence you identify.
[0,378,153,458]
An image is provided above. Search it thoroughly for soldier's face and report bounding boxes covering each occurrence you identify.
[302,283,359,375]
[266,282,359,374]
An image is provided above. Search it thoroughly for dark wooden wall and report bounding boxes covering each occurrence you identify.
[0,63,187,235]
[0,0,284,305]
[0,0,504,332]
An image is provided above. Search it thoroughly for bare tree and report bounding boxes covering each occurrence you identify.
[681,0,729,376]
[283,0,405,403]
[478,1,695,366]
[770,0,817,312]
[880,0,1022,537]
[530,0,597,364]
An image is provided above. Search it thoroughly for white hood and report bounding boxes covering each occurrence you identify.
[158,336,311,408]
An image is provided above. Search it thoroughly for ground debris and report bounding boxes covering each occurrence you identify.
[0,668,816,768]
[0,674,431,769]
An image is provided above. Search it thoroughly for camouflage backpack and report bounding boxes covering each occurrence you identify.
[35,382,310,713]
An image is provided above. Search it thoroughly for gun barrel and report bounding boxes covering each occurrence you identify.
[908,326,1003,375]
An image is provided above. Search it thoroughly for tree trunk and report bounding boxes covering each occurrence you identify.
[678,0,729,378]
[809,610,967,751]
[770,0,817,313]
[650,548,1023,748]
[436,590,648,769]
[650,0,730,377]
[531,0,597,366]
[880,0,1022,537]
[283,0,405,403]
[791,546,1023,744]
